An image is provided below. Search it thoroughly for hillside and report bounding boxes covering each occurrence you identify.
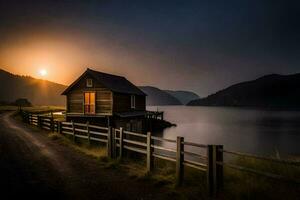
[164,90,199,105]
[188,73,300,108]
[0,69,66,106]
[0,69,199,107]
[139,86,182,106]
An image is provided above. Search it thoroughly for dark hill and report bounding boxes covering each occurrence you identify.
[139,86,182,106]
[164,90,199,105]
[187,73,300,108]
[0,69,66,106]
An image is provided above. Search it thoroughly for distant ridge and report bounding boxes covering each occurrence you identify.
[0,68,66,106]
[139,86,182,106]
[164,90,199,105]
[187,73,300,108]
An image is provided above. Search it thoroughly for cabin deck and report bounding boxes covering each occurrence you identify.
[145,111,164,120]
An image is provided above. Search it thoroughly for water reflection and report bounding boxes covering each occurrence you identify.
[148,106,300,157]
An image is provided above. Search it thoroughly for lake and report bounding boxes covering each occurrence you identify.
[147,106,300,157]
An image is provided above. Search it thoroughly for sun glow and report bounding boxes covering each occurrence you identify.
[39,69,48,77]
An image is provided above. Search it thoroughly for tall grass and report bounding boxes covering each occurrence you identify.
[47,133,300,199]
[222,156,300,200]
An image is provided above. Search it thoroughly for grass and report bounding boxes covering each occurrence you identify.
[19,105,66,121]
[46,132,210,199]
[47,132,107,161]
[222,156,300,200]
[0,105,65,112]
[45,132,300,200]
[1,105,66,120]
[16,111,300,200]
[22,105,65,113]
[0,105,18,111]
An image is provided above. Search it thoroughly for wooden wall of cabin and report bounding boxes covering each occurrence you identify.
[66,74,112,115]
[66,116,109,127]
[113,93,146,113]
[113,117,144,133]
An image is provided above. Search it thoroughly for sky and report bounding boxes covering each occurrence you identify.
[0,0,300,96]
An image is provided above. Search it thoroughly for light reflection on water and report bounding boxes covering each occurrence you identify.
[148,106,300,157]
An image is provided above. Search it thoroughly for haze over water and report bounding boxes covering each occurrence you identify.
[148,106,300,156]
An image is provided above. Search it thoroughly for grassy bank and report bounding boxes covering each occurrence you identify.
[46,132,209,199]
[18,105,66,121]
[222,156,300,200]
[0,105,18,111]
[21,105,65,113]
[45,131,300,200]
[0,105,65,113]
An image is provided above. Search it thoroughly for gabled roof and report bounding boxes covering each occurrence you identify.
[62,68,146,96]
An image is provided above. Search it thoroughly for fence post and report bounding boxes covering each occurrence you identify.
[119,127,124,158]
[71,121,76,143]
[207,145,213,196]
[107,126,112,158]
[55,121,58,132]
[50,116,54,132]
[216,145,224,191]
[207,144,223,197]
[208,145,221,197]
[147,131,153,172]
[112,128,116,159]
[58,121,62,134]
[176,136,184,186]
[25,112,28,123]
[87,121,90,145]
[37,116,41,128]
[22,111,25,122]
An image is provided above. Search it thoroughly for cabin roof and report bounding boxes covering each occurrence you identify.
[62,68,146,96]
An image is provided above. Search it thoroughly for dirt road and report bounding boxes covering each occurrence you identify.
[0,112,170,200]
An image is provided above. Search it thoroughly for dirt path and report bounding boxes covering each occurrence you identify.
[0,112,171,200]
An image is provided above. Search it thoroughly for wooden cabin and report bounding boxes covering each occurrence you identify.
[62,68,147,132]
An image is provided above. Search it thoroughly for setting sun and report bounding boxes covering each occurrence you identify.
[39,69,48,77]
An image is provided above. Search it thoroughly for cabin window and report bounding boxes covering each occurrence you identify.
[86,79,93,87]
[131,95,135,109]
[84,92,95,114]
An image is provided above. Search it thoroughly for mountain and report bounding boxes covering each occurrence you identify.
[187,73,300,108]
[164,90,199,105]
[0,69,66,106]
[139,86,182,106]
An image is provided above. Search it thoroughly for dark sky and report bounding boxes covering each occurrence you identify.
[1,0,300,96]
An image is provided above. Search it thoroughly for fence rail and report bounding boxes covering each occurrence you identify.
[20,110,300,197]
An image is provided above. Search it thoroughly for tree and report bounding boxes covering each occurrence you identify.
[14,98,32,108]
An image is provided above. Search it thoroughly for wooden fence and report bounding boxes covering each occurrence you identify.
[20,111,300,197]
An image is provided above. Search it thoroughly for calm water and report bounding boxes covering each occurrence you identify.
[148,106,300,156]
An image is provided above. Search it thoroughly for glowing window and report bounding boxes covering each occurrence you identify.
[84,92,95,114]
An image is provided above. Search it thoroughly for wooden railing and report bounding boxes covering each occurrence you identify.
[20,110,300,197]
[146,111,164,120]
